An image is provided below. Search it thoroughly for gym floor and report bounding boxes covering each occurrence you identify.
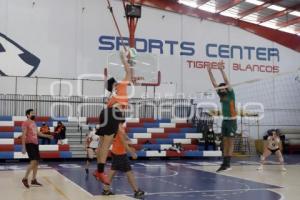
[1,155,300,200]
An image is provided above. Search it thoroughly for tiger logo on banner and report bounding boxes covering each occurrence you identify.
[0,32,40,77]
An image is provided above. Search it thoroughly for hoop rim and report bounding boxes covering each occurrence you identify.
[104,68,161,86]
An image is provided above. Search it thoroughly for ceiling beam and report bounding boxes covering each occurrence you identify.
[238,0,282,19]
[216,0,244,14]
[277,17,300,28]
[259,3,300,23]
[133,0,300,52]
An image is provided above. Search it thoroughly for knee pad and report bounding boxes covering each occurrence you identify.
[261,156,265,161]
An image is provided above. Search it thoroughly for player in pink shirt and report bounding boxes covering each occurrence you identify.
[21,109,53,188]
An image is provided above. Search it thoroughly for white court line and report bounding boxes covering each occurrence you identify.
[133,170,178,179]
[186,165,285,199]
[43,176,72,200]
[110,169,178,179]
[55,168,137,199]
[54,170,94,198]
[55,169,136,200]
[265,185,285,200]
[117,188,283,196]
[78,165,179,179]
[54,165,285,200]
[279,194,285,200]
[188,161,222,166]
[135,163,166,167]
[94,194,137,199]
[139,188,282,196]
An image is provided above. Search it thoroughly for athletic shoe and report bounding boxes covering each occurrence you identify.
[224,167,232,171]
[85,168,89,174]
[281,166,287,171]
[257,165,263,170]
[134,189,145,199]
[22,178,30,188]
[102,189,115,196]
[93,171,110,185]
[216,165,227,172]
[31,179,43,186]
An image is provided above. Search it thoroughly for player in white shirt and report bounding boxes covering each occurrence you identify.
[85,126,100,174]
[257,130,286,171]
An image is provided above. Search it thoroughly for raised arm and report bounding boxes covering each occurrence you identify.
[120,51,132,82]
[219,68,230,87]
[207,66,218,88]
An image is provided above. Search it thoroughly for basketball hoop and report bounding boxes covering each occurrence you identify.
[105,0,139,52]
[106,52,160,86]
[105,0,161,87]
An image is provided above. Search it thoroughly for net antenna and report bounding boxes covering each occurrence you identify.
[105,0,161,90]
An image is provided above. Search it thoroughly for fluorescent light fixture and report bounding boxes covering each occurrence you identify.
[198,3,216,13]
[242,14,258,20]
[290,11,300,17]
[241,19,260,24]
[279,27,297,34]
[260,22,279,29]
[241,14,259,24]
[245,0,264,6]
[220,11,239,19]
[268,5,286,11]
[178,0,198,8]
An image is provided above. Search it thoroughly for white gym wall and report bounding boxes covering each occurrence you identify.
[0,0,299,138]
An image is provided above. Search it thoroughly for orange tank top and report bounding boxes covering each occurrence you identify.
[107,80,129,108]
[111,131,127,155]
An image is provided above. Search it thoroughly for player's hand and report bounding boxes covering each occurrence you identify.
[130,147,137,159]
[131,152,137,160]
[22,146,26,155]
[120,49,128,63]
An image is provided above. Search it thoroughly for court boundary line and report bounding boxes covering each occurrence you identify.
[118,188,284,196]
[54,170,94,198]
[187,166,285,188]
[43,176,72,200]
[185,165,285,199]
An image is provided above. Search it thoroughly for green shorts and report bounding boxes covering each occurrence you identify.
[221,120,237,137]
